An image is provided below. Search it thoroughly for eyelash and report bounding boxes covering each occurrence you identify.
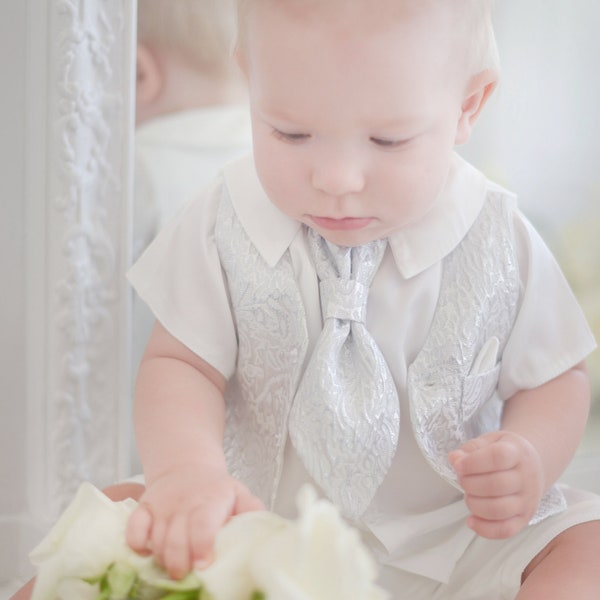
[370,137,408,149]
[271,128,409,149]
[272,129,311,143]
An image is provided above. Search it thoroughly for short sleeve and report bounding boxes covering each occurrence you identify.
[127,177,238,379]
[497,210,597,399]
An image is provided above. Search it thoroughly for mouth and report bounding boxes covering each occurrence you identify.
[309,216,373,231]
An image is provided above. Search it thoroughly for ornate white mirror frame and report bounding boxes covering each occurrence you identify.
[1,0,136,582]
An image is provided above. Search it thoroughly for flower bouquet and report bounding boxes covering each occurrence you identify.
[29,483,389,600]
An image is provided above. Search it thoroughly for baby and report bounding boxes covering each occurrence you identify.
[125,1,600,598]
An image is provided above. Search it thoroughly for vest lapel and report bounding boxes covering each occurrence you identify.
[407,193,519,485]
[216,190,309,508]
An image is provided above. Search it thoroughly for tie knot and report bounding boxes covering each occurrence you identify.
[320,278,369,322]
[307,227,387,324]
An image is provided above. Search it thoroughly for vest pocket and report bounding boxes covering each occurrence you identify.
[461,362,501,423]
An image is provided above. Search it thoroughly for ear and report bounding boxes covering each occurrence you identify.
[136,42,164,109]
[454,69,499,145]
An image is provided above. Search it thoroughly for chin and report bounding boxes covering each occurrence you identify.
[316,229,382,248]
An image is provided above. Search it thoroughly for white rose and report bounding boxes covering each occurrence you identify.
[29,483,389,600]
[199,510,287,599]
[29,483,153,600]
[246,486,389,600]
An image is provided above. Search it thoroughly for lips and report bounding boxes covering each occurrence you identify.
[310,216,373,231]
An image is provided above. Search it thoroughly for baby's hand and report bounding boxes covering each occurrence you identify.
[125,464,264,579]
[448,431,544,539]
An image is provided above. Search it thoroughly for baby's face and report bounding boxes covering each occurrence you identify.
[242,1,474,246]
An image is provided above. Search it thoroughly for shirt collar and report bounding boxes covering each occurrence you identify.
[387,153,490,278]
[224,152,490,274]
[224,154,302,267]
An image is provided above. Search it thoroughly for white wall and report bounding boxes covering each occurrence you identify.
[461,0,600,227]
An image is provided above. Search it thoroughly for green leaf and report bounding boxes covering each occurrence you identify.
[95,589,111,600]
[141,571,204,592]
[250,591,266,600]
[83,573,106,586]
[81,562,214,600]
[159,592,201,600]
[130,579,163,600]
[106,561,138,599]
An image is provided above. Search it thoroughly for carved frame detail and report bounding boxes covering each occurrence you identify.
[30,0,136,520]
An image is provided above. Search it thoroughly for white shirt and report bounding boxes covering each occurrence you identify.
[129,153,596,583]
[132,105,252,375]
[134,105,252,259]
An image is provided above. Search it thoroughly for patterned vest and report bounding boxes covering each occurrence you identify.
[216,187,566,523]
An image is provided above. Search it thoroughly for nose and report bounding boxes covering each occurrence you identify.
[311,149,366,197]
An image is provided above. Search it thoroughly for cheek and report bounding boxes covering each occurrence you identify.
[252,138,305,214]
[378,151,451,222]
[252,130,272,180]
[253,136,283,192]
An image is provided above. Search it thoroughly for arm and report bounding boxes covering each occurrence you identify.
[126,321,264,578]
[449,362,591,539]
[133,319,229,485]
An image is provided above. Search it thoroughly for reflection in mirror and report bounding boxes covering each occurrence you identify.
[134,0,249,257]
[131,0,252,454]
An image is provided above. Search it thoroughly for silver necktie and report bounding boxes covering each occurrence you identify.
[289,228,400,520]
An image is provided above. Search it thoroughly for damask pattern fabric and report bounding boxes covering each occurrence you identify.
[290,231,399,520]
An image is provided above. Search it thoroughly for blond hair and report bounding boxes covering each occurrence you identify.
[454,0,499,73]
[138,0,238,76]
[236,0,499,76]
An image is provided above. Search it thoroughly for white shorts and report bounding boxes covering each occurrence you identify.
[377,485,600,600]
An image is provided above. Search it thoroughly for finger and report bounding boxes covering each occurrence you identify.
[453,440,519,477]
[459,469,522,497]
[125,504,153,554]
[466,514,527,540]
[188,488,264,569]
[450,431,507,464]
[162,513,192,580]
[151,514,168,568]
[448,449,468,468]
[464,493,522,521]
[188,500,235,567]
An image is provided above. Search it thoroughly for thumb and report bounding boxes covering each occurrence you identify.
[125,503,153,554]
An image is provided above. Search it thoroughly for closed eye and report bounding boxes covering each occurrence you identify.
[272,129,311,144]
[370,137,410,149]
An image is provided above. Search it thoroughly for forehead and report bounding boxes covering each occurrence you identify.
[239,0,467,73]
[241,0,465,111]
[239,0,464,41]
